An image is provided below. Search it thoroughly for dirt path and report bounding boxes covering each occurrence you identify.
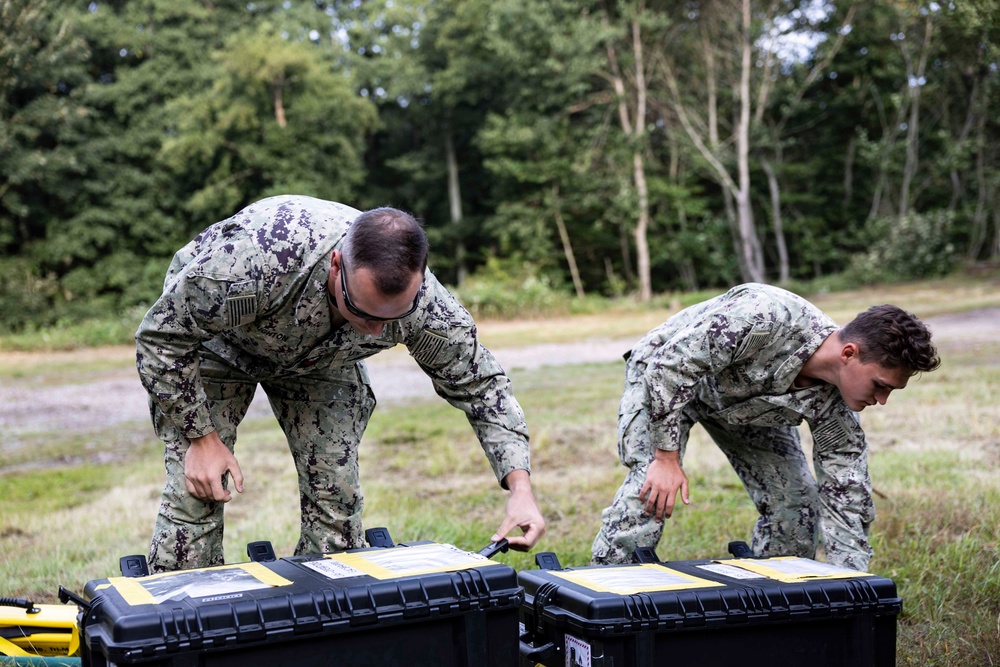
[1,309,996,464]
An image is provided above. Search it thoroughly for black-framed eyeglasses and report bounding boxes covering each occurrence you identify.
[335,255,423,322]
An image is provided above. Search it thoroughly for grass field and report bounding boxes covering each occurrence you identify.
[1,274,998,665]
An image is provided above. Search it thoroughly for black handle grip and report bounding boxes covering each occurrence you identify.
[0,596,40,614]
[728,540,754,558]
[477,538,509,559]
[58,586,91,612]
[519,638,558,662]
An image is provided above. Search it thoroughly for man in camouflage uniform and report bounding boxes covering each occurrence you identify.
[137,195,545,572]
[591,283,939,570]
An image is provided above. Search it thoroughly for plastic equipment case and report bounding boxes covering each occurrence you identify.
[74,529,520,667]
[517,546,901,667]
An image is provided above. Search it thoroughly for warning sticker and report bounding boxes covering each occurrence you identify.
[549,564,724,595]
[565,634,591,667]
[315,543,500,581]
[696,563,767,580]
[107,563,292,606]
[301,558,367,581]
[713,557,872,583]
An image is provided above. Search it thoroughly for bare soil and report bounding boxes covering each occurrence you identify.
[1,308,996,472]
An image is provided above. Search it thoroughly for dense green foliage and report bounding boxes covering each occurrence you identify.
[1,0,997,331]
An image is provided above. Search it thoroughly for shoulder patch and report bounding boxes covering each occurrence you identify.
[733,329,771,362]
[225,281,257,327]
[410,329,449,366]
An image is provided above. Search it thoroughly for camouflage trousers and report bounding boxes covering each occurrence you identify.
[148,351,376,572]
[591,392,821,565]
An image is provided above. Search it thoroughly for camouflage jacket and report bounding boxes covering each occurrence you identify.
[135,195,530,486]
[626,283,874,565]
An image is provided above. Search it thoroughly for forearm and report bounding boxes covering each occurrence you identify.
[503,468,532,493]
[812,411,874,570]
[136,319,215,439]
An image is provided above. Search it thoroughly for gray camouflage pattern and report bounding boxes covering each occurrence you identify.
[592,283,875,570]
[137,195,530,571]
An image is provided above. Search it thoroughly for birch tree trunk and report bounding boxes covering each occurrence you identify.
[967,102,990,260]
[736,0,764,282]
[899,14,934,217]
[604,4,652,301]
[444,127,467,285]
[759,154,789,283]
[551,185,585,298]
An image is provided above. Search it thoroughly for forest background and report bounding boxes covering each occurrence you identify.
[2,2,1000,665]
[2,0,999,332]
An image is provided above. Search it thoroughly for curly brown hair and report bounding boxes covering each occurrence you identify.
[840,305,941,374]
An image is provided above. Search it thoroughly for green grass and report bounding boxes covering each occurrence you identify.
[1,276,999,664]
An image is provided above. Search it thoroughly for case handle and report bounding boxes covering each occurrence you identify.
[534,552,562,570]
[58,586,91,613]
[477,538,509,559]
[728,540,755,558]
[519,637,558,663]
[247,541,277,563]
[0,597,40,614]
[365,526,395,548]
[119,554,150,577]
[633,546,660,563]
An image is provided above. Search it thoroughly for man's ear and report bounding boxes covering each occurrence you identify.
[840,342,860,363]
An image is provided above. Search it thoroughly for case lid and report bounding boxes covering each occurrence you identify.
[82,542,521,661]
[518,557,901,636]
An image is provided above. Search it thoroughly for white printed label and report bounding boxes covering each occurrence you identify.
[697,563,766,580]
[565,635,591,667]
[302,558,366,580]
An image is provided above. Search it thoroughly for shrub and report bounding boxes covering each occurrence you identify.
[452,257,573,319]
[0,258,61,333]
[846,211,958,284]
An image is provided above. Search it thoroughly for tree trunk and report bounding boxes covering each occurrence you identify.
[633,149,651,301]
[551,185,585,298]
[736,0,763,283]
[619,215,634,283]
[966,106,989,261]
[759,155,789,283]
[865,86,906,222]
[444,127,466,285]
[843,134,856,207]
[702,20,719,149]
[949,77,979,213]
[899,14,933,217]
[272,78,287,128]
[604,6,652,301]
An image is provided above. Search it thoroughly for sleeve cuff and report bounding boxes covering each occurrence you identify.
[179,403,217,441]
[648,418,682,451]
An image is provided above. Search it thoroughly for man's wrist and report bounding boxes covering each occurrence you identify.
[652,448,681,464]
[503,469,532,493]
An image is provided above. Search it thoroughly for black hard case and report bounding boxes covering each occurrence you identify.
[80,543,521,666]
[518,557,901,667]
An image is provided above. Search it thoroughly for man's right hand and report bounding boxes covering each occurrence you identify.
[639,448,690,520]
[184,432,245,502]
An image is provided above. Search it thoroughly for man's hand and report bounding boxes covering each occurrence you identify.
[491,469,546,551]
[184,432,245,502]
[639,448,690,520]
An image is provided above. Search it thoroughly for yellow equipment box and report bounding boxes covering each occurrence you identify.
[0,599,79,658]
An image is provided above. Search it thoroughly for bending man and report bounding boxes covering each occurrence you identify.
[592,283,939,570]
[137,195,545,571]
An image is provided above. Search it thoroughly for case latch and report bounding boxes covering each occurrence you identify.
[365,526,395,548]
[246,541,277,562]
